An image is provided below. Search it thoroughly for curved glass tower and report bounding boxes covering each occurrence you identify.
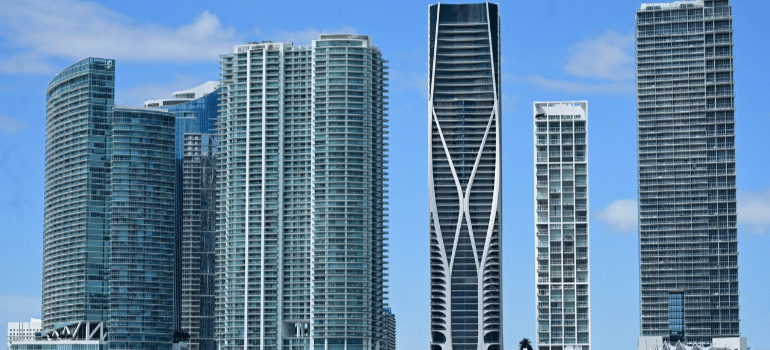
[44,58,176,350]
[428,3,502,350]
[216,35,388,350]
[44,58,116,331]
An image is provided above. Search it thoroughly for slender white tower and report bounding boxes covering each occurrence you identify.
[533,101,591,350]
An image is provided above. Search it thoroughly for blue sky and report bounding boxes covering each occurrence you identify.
[1,0,769,349]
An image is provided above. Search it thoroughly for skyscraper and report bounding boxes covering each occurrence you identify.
[428,3,502,350]
[146,82,220,350]
[109,105,176,350]
[216,35,388,350]
[534,101,591,350]
[42,58,176,350]
[635,0,739,345]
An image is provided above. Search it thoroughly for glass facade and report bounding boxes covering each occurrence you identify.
[44,58,115,331]
[216,35,387,350]
[109,106,176,350]
[428,3,502,350]
[44,59,176,350]
[163,90,220,350]
[636,0,739,343]
[534,102,591,350]
[669,292,685,342]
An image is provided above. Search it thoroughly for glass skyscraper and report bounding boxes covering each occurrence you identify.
[146,83,220,350]
[635,0,739,344]
[109,105,176,350]
[43,58,176,350]
[44,57,115,333]
[216,35,388,350]
[534,101,591,350]
[428,3,502,350]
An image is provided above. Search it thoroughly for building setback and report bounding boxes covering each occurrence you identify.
[216,35,388,350]
[534,102,591,350]
[428,3,502,350]
[146,82,220,350]
[42,57,176,350]
[635,0,739,344]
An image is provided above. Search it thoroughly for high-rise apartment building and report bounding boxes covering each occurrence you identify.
[428,3,502,350]
[216,35,388,350]
[146,82,220,350]
[40,58,176,350]
[534,102,591,350]
[635,0,739,344]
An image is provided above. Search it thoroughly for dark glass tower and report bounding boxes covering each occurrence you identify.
[428,3,502,350]
[109,105,176,350]
[635,0,739,344]
[154,87,219,350]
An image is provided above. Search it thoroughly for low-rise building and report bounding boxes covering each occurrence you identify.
[7,318,41,349]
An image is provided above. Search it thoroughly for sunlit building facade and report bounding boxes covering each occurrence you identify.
[533,101,591,350]
[635,0,739,344]
[216,35,388,350]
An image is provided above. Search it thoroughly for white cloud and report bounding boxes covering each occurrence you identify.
[738,189,770,234]
[0,52,56,75]
[0,115,31,134]
[0,0,241,72]
[527,31,635,94]
[527,75,634,95]
[596,199,638,234]
[0,1,360,75]
[565,31,634,81]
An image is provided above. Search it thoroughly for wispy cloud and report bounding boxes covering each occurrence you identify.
[596,199,638,234]
[738,189,770,234]
[0,52,57,75]
[0,115,30,134]
[0,0,361,75]
[527,75,634,95]
[565,31,634,81]
[0,0,242,73]
[528,30,635,95]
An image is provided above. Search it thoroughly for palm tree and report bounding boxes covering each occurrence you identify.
[519,338,533,350]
